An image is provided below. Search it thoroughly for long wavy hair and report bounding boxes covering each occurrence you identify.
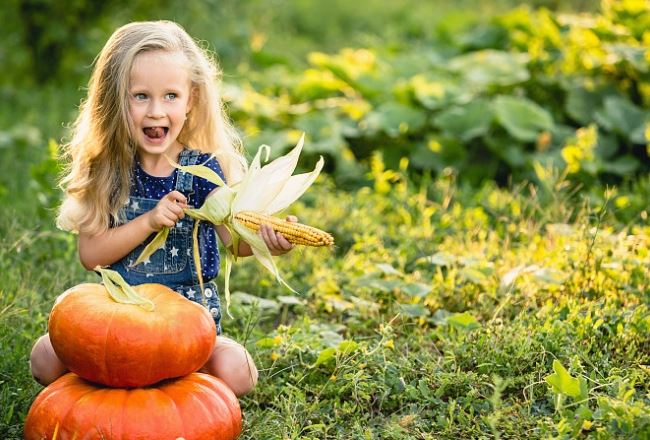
[57,20,246,234]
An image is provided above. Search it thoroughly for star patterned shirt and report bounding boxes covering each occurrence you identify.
[131,152,226,281]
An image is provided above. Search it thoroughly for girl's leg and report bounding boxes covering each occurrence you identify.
[29,333,67,386]
[201,336,258,397]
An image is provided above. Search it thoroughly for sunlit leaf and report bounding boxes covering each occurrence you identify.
[416,252,456,267]
[401,282,432,297]
[376,263,403,276]
[544,359,587,399]
[494,96,554,142]
[399,304,430,318]
[449,50,530,87]
[166,155,227,187]
[337,340,359,355]
[447,312,480,331]
[433,99,493,141]
[313,347,337,367]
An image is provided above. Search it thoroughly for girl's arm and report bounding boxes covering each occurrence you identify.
[215,217,296,257]
[78,191,188,269]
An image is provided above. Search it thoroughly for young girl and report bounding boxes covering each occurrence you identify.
[29,20,296,397]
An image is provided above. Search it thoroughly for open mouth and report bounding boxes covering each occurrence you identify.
[143,126,169,142]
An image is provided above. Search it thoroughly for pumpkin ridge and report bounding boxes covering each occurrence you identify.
[190,375,240,437]
[60,382,102,435]
[100,306,117,385]
[164,376,231,438]
[158,387,186,438]
[32,376,96,435]
[142,312,162,386]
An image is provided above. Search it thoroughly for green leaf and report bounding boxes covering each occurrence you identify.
[376,263,403,276]
[132,227,170,267]
[533,267,567,285]
[447,312,480,331]
[594,96,647,141]
[337,340,359,355]
[601,155,640,175]
[166,155,227,187]
[416,252,456,267]
[232,292,279,310]
[433,99,493,142]
[256,337,280,348]
[449,50,530,87]
[565,87,602,124]
[313,347,337,367]
[97,267,155,311]
[364,102,427,137]
[544,360,583,398]
[401,282,432,298]
[277,295,304,306]
[459,267,489,285]
[399,303,431,318]
[494,96,555,142]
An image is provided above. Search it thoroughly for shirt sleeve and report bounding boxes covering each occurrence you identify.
[194,154,226,205]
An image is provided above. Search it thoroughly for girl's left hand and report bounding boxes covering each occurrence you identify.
[259,215,297,256]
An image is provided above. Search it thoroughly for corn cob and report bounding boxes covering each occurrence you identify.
[234,211,334,246]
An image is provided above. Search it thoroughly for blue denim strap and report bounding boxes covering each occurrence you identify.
[175,148,201,198]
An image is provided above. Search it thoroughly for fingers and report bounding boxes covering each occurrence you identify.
[150,192,189,230]
[259,224,294,255]
[166,191,188,208]
[259,224,279,249]
[285,215,298,223]
[275,232,293,250]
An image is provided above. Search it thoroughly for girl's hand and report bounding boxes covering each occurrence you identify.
[146,191,188,231]
[259,215,297,256]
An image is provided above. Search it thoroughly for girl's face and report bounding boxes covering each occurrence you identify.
[128,50,193,161]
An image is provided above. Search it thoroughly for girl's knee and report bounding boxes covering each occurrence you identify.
[204,337,258,397]
[30,333,67,386]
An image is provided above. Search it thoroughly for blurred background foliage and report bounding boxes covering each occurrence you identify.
[3,0,647,223]
[1,1,648,220]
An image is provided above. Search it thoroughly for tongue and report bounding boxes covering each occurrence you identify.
[144,127,165,139]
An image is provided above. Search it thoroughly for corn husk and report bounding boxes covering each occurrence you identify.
[133,134,324,314]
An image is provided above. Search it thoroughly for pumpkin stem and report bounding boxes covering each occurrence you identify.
[96,267,155,311]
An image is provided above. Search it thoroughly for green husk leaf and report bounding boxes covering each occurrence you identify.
[191,219,207,307]
[132,227,170,267]
[223,250,235,318]
[166,155,227,187]
[96,266,155,311]
[232,218,297,294]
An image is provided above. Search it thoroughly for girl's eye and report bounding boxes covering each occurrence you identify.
[133,93,147,101]
[165,93,178,100]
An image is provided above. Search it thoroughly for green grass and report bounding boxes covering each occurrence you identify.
[2,153,648,438]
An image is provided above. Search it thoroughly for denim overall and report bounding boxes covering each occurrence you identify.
[110,149,222,334]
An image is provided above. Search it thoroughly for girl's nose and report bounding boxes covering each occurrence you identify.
[146,99,165,118]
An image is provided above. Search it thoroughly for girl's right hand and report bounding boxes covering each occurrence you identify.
[146,191,188,231]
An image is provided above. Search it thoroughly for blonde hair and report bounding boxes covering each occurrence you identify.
[57,20,246,234]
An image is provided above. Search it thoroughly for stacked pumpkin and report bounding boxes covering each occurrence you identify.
[24,268,242,440]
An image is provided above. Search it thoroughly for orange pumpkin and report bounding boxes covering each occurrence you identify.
[48,282,216,387]
[24,372,242,440]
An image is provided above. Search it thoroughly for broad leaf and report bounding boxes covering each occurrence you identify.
[313,347,337,367]
[494,96,555,142]
[544,359,586,399]
[447,312,481,331]
[449,50,530,87]
[433,99,493,142]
